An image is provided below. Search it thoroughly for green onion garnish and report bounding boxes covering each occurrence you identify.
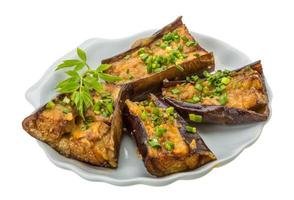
[141,110,148,120]
[155,126,167,137]
[186,125,197,133]
[164,141,174,151]
[148,138,161,148]
[195,83,203,91]
[181,35,189,42]
[221,77,230,85]
[62,96,70,104]
[46,101,55,109]
[186,41,197,47]
[171,88,180,94]
[166,107,174,115]
[189,114,202,122]
[219,94,228,105]
[63,108,70,114]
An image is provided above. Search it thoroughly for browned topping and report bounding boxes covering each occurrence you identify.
[125,99,189,158]
[23,85,120,167]
[106,25,207,83]
[163,67,267,111]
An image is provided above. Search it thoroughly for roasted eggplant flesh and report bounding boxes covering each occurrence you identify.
[162,61,269,124]
[102,17,212,84]
[22,84,124,168]
[125,94,216,177]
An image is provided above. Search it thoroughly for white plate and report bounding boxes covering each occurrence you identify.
[25,30,271,186]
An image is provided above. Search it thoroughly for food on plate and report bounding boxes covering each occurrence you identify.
[22,16,271,179]
[125,94,216,177]
[22,48,128,167]
[162,61,269,124]
[102,16,215,96]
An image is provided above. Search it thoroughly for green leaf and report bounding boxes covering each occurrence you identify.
[77,48,87,62]
[55,59,83,71]
[63,59,81,65]
[76,97,84,119]
[84,76,103,92]
[57,81,79,93]
[73,62,86,71]
[98,72,122,82]
[55,77,79,89]
[97,64,112,72]
[55,62,74,71]
[81,88,93,108]
[66,70,80,79]
[71,91,80,107]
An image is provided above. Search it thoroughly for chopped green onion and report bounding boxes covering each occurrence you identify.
[192,95,201,103]
[139,53,149,61]
[63,108,70,114]
[203,71,211,78]
[181,35,189,42]
[124,55,130,60]
[177,45,183,52]
[194,53,200,58]
[62,96,70,104]
[148,138,161,148]
[160,42,167,49]
[186,41,197,47]
[152,107,160,116]
[46,101,55,109]
[186,125,197,133]
[195,83,203,91]
[166,107,174,115]
[175,65,184,72]
[171,88,180,94]
[147,64,152,73]
[155,126,167,137]
[189,114,202,122]
[106,103,113,113]
[221,77,230,85]
[164,141,174,151]
[219,94,228,105]
[141,110,148,120]
[138,48,145,54]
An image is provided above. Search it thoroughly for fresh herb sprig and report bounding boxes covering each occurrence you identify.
[55,48,122,119]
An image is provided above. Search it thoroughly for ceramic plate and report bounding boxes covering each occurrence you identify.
[25,30,271,186]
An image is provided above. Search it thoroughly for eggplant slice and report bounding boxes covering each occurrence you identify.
[22,84,130,168]
[125,94,216,177]
[162,61,270,124]
[102,16,215,97]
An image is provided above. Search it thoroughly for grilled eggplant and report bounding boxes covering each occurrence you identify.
[162,61,269,124]
[22,84,130,168]
[102,17,215,97]
[125,94,216,177]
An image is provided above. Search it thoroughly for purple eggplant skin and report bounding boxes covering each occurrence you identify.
[101,16,215,99]
[162,61,270,125]
[125,94,216,177]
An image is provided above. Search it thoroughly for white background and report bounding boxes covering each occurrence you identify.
[0,0,293,199]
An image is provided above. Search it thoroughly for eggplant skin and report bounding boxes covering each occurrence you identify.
[162,61,270,125]
[102,16,215,99]
[125,94,216,177]
[22,84,132,168]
